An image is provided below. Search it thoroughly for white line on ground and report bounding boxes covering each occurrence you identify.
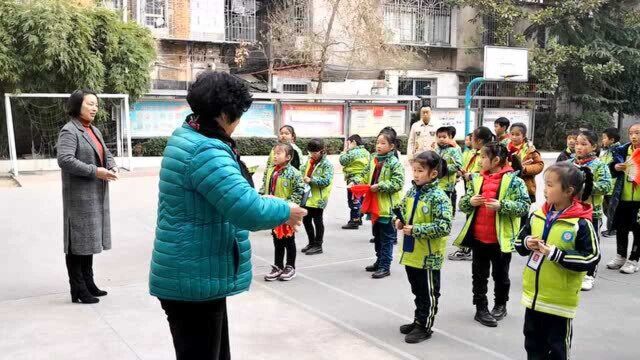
[255,255,514,360]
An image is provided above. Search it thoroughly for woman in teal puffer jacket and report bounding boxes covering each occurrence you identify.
[149,71,307,360]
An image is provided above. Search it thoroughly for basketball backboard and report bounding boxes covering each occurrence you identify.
[483,46,529,82]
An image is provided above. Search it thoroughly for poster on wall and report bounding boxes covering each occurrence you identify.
[350,105,407,137]
[129,100,276,138]
[281,103,344,137]
[234,102,276,137]
[430,109,477,140]
[482,108,532,135]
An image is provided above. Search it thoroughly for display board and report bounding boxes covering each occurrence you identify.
[482,108,532,136]
[430,108,477,140]
[281,103,344,137]
[349,104,407,137]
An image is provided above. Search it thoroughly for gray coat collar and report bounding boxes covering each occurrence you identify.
[71,118,105,166]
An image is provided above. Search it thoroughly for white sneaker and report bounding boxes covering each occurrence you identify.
[620,260,639,274]
[581,275,595,291]
[607,255,627,270]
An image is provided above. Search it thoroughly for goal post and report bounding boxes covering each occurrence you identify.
[3,92,133,177]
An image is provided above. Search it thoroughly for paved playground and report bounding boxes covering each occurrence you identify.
[0,156,638,360]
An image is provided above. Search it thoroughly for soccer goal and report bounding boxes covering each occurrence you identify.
[2,93,133,177]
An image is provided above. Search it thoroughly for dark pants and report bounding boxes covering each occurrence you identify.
[603,195,613,231]
[587,217,601,277]
[405,266,440,330]
[273,234,296,269]
[373,220,396,271]
[615,201,640,261]
[471,241,511,307]
[65,253,96,293]
[445,189,457,214]
[524,308,572,360]
[159,298,230,360]
[303,207,325,247]
[347,188,362,222]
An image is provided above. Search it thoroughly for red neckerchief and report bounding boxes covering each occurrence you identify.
[371,158,384,185]
[507,141,523,156]
[269,165,284,195]
[306,158,317,177]
[574,154,596,165]
[351,184,380,223]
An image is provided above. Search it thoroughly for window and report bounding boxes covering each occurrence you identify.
[103,0,124,9]
[283,83,309,94]
[226,0,257,42]
[290,0,310,35]
[144,0,168,29]
[398,78,435,109]
[383,0,452,46]
[482,16,496,46]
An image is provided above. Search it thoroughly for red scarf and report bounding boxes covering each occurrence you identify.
[507,141,523,156]
[574,154,596,165]
[269,165,284,195]
[306,158,317,177]
[351,184,380,224]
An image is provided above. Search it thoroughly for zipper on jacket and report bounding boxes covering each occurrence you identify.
[531,259,544,310]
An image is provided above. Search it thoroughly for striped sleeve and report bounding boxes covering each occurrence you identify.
[547,219,600,272]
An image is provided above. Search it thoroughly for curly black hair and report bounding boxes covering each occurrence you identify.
[186,71,253,125]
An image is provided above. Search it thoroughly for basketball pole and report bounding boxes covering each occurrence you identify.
[464,77,485,137]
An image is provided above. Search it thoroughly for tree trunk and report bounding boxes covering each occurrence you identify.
[315,0,341,94]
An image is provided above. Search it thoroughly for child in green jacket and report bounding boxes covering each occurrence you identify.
[300,139,334,255]
[261,143,305,282]
[266,125,305,171]
[436,126,462,212]
[340,134,370,229]
[600,127,621,237]
[395,151,453,344]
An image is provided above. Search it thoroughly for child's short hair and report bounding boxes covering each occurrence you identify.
[413,150,448,179]
[436,126,454,138]
[545,162,594,201]
[603,127,620,142]
[567,129,580,138]
[494,117,510,129]
[274,142,294,159]
[347,134,363,146]
[578,129,599,148]
[448,126,457,139]
[307,138,325,152]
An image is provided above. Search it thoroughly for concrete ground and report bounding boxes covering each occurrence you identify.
[1,156,639,360]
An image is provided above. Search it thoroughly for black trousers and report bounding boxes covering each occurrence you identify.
[603,195,613,231]
[587,217,601,277]
[524,308,572,360]
[160,298,230,360]
[615,201,640,261]
[445,189,457,214]
[471,241,511,307]
[303,207,325,247]
[405,266,440,330]
[273,234,296,269]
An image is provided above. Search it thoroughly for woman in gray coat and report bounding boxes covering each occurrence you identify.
[57,89,119,304]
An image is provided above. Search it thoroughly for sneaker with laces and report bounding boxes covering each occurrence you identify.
[264,265,283,281]
[581,275,595,291]
[607,255,627,270]
[620,260,639,274]
[448,249,472,261]
[279,265,296,281]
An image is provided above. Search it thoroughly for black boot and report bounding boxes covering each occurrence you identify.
[474,306,497,327]
[372,269,390,279]
[356,218,363,226]
[82,256,107,297]
[491,304,507,321]
[341,221,359,230]
[365,263,379,272]
[399,322,416,334]
[405,323,432,344]
[305,246,323,255]
[66,254,99,304]
[301,244,312,253]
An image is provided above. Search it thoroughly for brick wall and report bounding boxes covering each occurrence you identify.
[170,0,190,39]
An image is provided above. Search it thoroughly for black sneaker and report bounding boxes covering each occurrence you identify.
[301,244,312,253]
[341,221,359,230]
[305,246,323,255]
[405,325,432,344]
[369,237,375,243]
[601,229,616,238]
[365,263,379,272]
[491,304,507,321]
[474,307,498,327]
[400,322,416,334]
[371,269,390,279]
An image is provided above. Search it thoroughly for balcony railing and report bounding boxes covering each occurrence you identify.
[383,0,452,46]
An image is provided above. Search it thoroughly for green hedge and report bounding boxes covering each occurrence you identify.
[534,111,614,151]
[135,135,409,157]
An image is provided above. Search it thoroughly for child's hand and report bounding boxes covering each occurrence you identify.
[538,241,553,256]
[615,163,627,172]
[303,176,311,184]
[485,199,501,211]
[470,195,485,207]
[347,183,354,188]
[395,219,404,230]
[526,236,541,250]
[403,225,413,236]
[370,184,379,192]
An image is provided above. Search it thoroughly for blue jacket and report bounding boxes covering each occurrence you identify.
[149,124,291,301]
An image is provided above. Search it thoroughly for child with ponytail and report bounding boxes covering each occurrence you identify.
[454,142,531,327]
[515,162,600,360]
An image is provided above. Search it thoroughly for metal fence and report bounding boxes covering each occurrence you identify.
[383,0,452,46]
